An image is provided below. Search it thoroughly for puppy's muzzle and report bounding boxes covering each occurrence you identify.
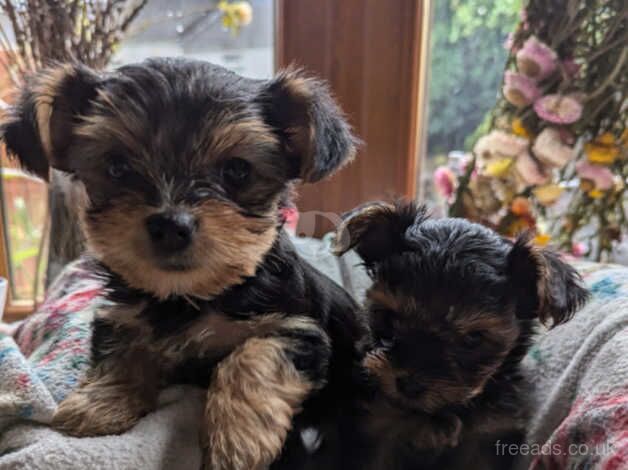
[146,211,197,253]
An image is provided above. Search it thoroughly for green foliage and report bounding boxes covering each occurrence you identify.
[427,0,521,154]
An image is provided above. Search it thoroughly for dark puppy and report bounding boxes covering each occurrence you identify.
[328,201,589,470]
[1,58,366,469]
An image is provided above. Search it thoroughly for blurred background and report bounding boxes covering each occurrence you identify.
[0,0,626,319]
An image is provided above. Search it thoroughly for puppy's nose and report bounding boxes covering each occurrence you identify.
[396,376,426,399]
[146,212,196,253]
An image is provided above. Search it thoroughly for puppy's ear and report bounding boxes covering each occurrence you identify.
[333,201,427,266]
[258,68,357,182]
[1,63,100,180]
[507,233,589,326]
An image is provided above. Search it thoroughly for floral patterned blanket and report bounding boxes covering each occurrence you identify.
[0,255,626,469]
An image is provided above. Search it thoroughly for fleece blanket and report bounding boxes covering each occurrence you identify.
[0,240,627,469]
[0,260,203,470]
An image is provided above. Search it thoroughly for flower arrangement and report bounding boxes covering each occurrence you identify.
[436,0,627,260]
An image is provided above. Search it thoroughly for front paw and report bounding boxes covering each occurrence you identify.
[52,387,147,437]
[203,393,292,470]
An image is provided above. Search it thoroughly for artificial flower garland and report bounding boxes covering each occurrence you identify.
[436,0,627,260]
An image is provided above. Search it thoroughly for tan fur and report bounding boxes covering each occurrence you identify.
[367,284,418,315]
[207,119,278,157]
[84,197,276,299]
[52,349,160,437]
[333,202,395,256]
[32,65,77,163]
[205,336,313,470]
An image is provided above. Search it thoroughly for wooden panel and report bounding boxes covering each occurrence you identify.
[276,0,428,236]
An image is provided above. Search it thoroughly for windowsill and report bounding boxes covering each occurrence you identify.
[4,300,35,322]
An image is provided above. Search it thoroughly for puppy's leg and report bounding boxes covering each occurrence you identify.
[52,314,161,437]
[204,316,330,470]
[52,349,160,436]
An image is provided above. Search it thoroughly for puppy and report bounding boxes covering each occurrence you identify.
[1,58,367,470]
[326,201,589,470]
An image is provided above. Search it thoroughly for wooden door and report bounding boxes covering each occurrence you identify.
[276,0,430,236]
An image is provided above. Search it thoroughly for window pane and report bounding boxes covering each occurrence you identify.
[423,0,522,212]
[0,151,48,302]
[112,0,274,78]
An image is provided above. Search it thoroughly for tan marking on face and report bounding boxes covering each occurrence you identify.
[207,119,278,157]
[453,311,521,341]
[367,284,417,316]
[83,197,277,299]
[205,335,312,470]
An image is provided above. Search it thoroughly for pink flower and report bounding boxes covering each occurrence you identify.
[516,36,558,80]
[515,151,549,185]
[474,130,529,159]
[503,71,541,107]
[576,161,614,190]
[534,94,583,124]
[532,128,576,168]
[571,242,588,257]
[434,166,456,199]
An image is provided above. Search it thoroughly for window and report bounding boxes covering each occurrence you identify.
[422,0,522,212]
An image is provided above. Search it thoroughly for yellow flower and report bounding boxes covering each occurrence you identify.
[484,158,513,177]
[511,118,531,139]
[587,189,605,199]
[584,142,620,165]
[584,132,622,165]
[218,0,253,34]
[597,132,615,145]
[534,233,551,246]
[532,184,563,206]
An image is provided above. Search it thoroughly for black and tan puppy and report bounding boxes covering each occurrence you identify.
[1,58,366,469]
[325,201,589,470]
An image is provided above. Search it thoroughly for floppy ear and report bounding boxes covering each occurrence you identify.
[1,63,101,180]
[257,68,357,182]
[333,201,427,266]
[507,233,589,326]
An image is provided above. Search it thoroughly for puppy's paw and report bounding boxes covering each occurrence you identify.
[203,336,314,470]
[52,387,148,437]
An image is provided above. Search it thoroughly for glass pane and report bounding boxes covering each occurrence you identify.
[0,151,48,302]
[112,0,274,78]
[423,0,522,213]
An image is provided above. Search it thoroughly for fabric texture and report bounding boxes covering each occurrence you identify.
[0,260,203,470]
[0,240,626,469]
[514,261,628,470]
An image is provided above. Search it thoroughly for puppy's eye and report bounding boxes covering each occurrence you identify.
[222,158,251,186]
[108,162,130,179]
[462,331,484,349]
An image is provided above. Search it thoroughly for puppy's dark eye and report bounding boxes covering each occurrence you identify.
[108,162,130,179]
[462,331,484,349]
[222,158,251,186]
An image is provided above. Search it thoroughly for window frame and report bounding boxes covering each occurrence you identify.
[0,156,39,321]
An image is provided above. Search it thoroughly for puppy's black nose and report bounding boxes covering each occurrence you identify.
[146,212,196,253]
[396,376,426,399]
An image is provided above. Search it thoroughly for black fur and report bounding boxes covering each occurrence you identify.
[282,201,589,470]
[1,58,362,468]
